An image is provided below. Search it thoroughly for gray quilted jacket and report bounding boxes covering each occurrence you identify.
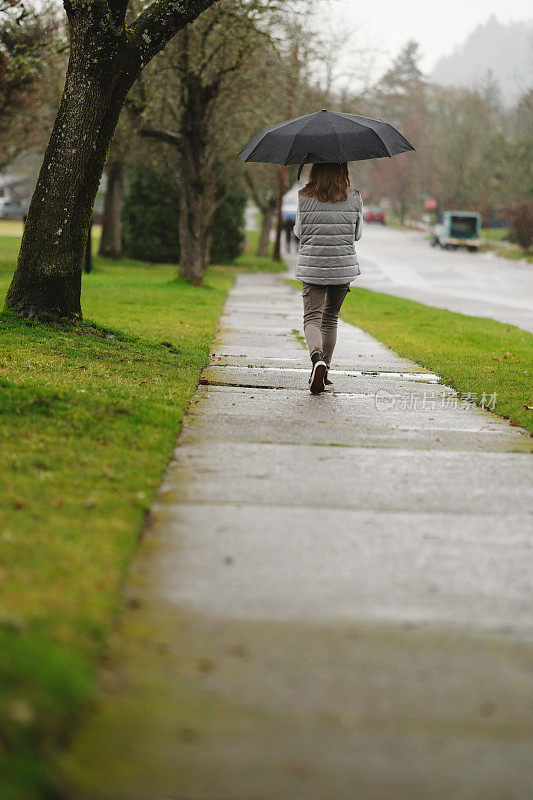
[294,186,363,285]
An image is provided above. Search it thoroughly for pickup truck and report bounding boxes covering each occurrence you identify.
[431,210,482,252]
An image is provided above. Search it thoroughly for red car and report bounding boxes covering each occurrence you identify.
[364,205,386,224]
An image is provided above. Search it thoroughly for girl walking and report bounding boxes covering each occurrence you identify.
[293,163,363,394]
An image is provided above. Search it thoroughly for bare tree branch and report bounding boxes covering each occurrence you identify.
[130,0,220,67]
[140,124,182,147]
[244,170,267,211]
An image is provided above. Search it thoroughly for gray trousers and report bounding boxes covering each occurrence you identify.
[301,282,350,367]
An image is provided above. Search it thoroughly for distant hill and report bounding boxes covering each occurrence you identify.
[430,15,533,104]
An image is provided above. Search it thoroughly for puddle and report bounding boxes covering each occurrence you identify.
[210,364,441,383]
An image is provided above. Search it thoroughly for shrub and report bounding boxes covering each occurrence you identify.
[122,166,247,267]
[506,200,533,254]
[122,165,181,263]
[210,182,247,264]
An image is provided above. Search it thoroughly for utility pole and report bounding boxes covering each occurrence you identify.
[273,41,299,262]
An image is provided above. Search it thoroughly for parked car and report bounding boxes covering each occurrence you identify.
[364,205,385,224]
[431,210,482,252]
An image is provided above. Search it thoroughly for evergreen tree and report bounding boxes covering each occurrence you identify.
[374,40,426,124]
[122,165,181,264]
[121,166,246,265]
[210,184,247,264]
[369,40,426,222]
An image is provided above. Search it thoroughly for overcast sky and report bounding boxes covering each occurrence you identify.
[321,0,533,79]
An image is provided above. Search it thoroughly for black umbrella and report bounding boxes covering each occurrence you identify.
[238,109,414,178]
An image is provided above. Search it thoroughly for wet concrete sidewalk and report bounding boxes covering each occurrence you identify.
[64,274,533,800]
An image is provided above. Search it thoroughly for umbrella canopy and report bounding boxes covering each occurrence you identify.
[238,109,414,172]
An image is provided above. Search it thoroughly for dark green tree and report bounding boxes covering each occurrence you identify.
[122,164,181,263]
[368,40,425,222]
[210,182,246,264]
[373,40,426,125]
[509,88,533,199]
[121,165,245,265]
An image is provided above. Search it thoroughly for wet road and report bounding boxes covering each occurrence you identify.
[286,223,533,333]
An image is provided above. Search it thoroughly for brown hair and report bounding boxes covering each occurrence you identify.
[299,162,350,203]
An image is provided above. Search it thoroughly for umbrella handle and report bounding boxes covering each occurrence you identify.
[297,162,306,181]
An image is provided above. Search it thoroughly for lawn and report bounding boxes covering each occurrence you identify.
[478,227,532,262]
[0,226,282,799]
[479,241,533,262]
[286,279,533,434]
[480,227,509,242]
[242,227,274,261]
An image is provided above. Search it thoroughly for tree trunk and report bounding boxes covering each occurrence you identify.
[4,0,220,320]
[178,185,215,284]
[257,205,274,257]
[399,201,408,226]
[139,121,218,284]
[98,159,127,259]
[5,10,136,320]
[176,72,218,284]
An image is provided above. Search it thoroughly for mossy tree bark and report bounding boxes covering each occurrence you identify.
[4,0,219,321]
[5,10,132,319]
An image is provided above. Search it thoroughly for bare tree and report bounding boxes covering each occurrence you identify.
[140,0,278,282]
[98,73,150,259]
[244,167,278,256]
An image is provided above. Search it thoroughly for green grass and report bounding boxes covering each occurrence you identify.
[479,242,533,262]
[481,227,509,242]
[242,228,276,260]
[383,216,402,228]
[0,227,281,799]
[221,227,282,270]
[286,279,533,434]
